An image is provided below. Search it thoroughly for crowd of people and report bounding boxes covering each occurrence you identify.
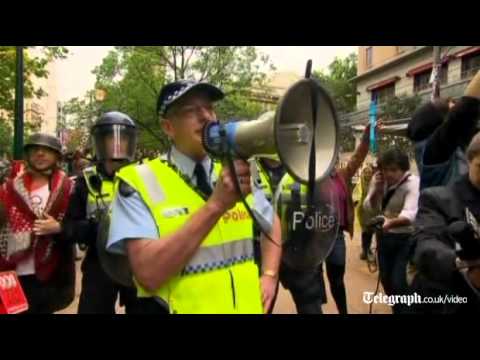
[0,69,479,314]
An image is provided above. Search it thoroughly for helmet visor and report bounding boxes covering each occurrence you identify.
[93,124,137,161]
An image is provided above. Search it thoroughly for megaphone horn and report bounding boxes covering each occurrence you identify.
[202,78,339,184]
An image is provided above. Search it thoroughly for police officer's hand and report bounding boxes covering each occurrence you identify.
[209,160,252,212]
[33,214,61,236]
[260,274,278,314]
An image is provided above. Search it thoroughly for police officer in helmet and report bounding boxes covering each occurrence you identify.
[62,111,141,314]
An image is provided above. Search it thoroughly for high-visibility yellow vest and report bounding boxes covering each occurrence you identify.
[83,166,114,220]
[116,158,264,314]
[278,173,308,205]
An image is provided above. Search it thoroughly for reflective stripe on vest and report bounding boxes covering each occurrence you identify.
[116,158,263,314]
[135,163,165,205]
[182,238,254,275]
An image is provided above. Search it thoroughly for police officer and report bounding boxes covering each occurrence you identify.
[257,158,285,199]
[275,123,374,314]
[252,157,285,313]
[62,112,140,314]
[274,174,337,314]
[106,80,282,314]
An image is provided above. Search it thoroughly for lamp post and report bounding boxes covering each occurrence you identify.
[13,46,24,160]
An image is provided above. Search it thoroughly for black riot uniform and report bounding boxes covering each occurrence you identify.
[62,112,141,314]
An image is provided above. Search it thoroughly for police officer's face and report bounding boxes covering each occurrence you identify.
[104,133,129,159]
[469,155,480,189]
[162,92,216,160]
[27,145,58,172]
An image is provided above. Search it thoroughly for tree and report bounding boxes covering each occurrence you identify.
[67,46,274,154]
[62,93,99,131]
[60,91,107,152]
[313,53,358,154]
[377,94,423,159]
[314,53,357,114]
[380,93,422,122]
[0,118,12,158]
[0,46,69,156]
[63,128,88,155]
[341,94,423,157]
[338,125,356,153]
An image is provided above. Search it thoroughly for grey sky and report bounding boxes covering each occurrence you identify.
[56,46,357,102]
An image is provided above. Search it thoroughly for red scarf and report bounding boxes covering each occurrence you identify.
[0,170,73,282]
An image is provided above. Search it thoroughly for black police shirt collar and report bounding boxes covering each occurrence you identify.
[158,80,224,117]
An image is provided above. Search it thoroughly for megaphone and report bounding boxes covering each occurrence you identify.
[202,78,339,184]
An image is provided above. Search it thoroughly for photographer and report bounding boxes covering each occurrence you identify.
[407,70,480,190]
[412,133,480,314]
[363,148,420,314]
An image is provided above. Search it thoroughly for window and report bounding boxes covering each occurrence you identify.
[371,83,395,104]
[25,102,44,125]
[366,47,373,68]
[413,64,448,93]
[414,71,431,92]
[461,52,480,79]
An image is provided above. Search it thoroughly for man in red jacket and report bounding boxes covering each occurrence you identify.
[0,134,75,314]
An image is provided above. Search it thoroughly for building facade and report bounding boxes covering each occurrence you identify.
[345,46,480,125]
[25,49,59,135]
[249,71,302,112]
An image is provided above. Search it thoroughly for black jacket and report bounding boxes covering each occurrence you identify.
[412,175,480,313]
[63,176,95,247]
[62,167,114,259]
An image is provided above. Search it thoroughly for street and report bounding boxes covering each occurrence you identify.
[56,233,391,315]
[273,234,390,314]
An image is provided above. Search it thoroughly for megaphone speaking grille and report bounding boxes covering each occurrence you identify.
[275,79,339,184]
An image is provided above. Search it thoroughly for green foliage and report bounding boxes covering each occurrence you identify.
[377,94,423,159]
[0,46,69,156]
[64,46,274,154]
[380,93,422,121]
[339,125,356,153]
[314,53,358,114]
[0,118,12,158]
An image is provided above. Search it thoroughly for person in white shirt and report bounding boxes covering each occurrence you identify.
[364,148,420,314]
[0,134,75,314]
